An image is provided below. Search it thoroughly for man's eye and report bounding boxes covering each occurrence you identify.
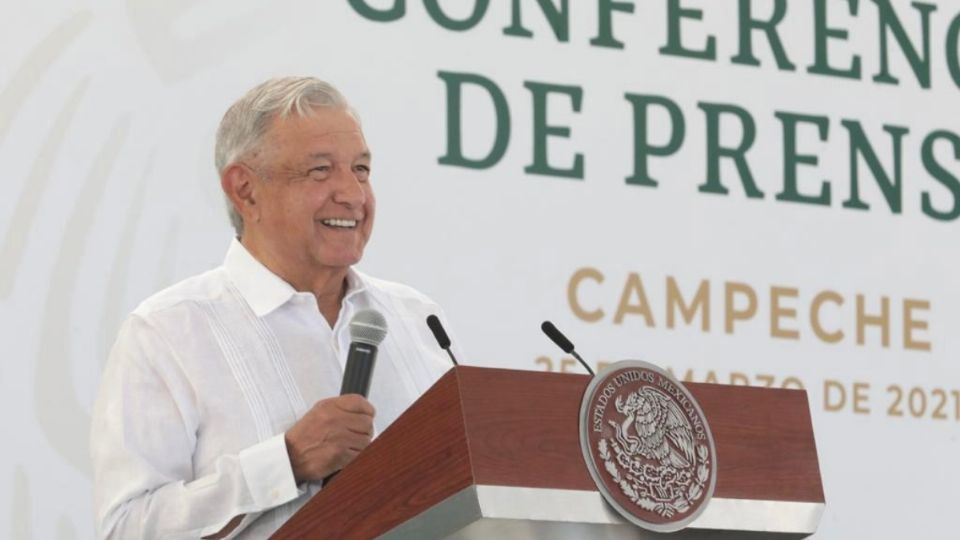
[308,166,331,179]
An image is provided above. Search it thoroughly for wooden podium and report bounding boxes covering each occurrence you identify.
[272,366,824,539]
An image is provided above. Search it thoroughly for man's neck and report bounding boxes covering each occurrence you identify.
[241,235,348,328]
[310,274,348,328]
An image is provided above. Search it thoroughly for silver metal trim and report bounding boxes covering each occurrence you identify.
[379,485,824,539]
[473,486,824,534]
[378,485,481,540]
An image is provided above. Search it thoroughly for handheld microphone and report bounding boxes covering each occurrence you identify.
[339,309,388,397]
[325,309,387,487]
[426,314,459,366]
[540,321,595,376]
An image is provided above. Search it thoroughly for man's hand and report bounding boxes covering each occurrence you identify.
[284,395,375,484]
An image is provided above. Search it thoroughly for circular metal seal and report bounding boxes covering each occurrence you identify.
[579,360,718,532]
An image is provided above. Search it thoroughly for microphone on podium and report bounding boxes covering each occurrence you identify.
[426,314,459,366]
[540,321,595,376]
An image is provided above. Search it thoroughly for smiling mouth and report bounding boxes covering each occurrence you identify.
[320,218,358,229]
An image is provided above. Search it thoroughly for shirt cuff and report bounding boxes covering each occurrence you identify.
[238,433,300,509]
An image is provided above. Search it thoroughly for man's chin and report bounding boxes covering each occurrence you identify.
[312,251,363,270]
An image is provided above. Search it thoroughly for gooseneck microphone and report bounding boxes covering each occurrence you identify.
[339,309,388,397]
[426,314,459,366]
[540,321,595,376]
[325,309,388,487]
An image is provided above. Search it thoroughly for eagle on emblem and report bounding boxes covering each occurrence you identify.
[611,387,696,469]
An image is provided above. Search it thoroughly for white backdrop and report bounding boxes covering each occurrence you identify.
[2,1,958,538]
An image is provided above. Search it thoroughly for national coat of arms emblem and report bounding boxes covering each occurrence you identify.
[579,361,717,532]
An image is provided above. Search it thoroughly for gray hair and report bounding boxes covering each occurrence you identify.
[215,76,353,236]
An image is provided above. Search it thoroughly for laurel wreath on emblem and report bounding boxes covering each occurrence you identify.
[597,387,711,518]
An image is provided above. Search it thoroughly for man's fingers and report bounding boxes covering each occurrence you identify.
[342,432,372,452]
[340,414,374,436]
[342,426,373,439]
[345,425,373,437]
[326,425,373,447]
[334,394,376,416]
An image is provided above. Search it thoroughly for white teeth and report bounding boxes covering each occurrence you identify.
[321,218,357,228]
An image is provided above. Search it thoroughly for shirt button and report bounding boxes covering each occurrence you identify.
[271,489,279,500]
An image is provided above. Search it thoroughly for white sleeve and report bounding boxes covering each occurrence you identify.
[90,315,302,539]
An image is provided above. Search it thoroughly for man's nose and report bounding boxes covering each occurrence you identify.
[331,167,366,206]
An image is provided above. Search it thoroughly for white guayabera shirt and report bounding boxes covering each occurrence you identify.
[90,239,461,539]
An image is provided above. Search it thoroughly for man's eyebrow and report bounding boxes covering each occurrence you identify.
[306,151,372,160]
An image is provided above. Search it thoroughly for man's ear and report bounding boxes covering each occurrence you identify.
[221,164,259,225]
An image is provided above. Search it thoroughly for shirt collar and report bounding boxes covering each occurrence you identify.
[223,238,369,317]
[342,267,368,302]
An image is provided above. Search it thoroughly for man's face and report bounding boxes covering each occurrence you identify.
[249,107,374,275]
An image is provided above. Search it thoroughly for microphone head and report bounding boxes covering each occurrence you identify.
[426,314,451,349]
[350,309,388,346]
[541,321,575,353]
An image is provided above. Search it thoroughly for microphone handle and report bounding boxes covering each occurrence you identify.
[340,342,378,396]
[324,342,378,488]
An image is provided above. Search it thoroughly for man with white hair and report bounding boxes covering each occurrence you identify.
[90,77,460,539]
